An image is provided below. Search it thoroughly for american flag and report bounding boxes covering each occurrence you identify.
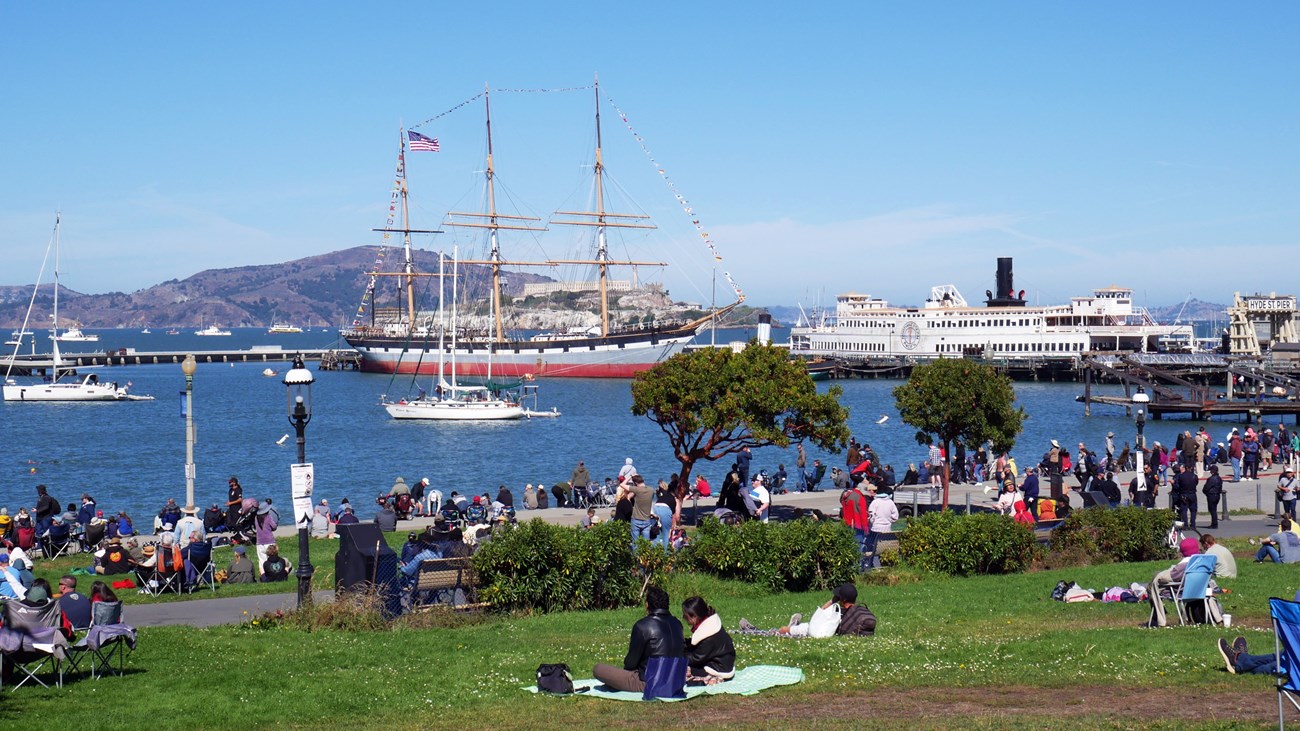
[408,130,440,152]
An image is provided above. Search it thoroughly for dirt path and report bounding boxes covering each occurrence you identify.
[654,684,1277,728]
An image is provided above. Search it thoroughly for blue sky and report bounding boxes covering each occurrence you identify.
[1,2,1297,311]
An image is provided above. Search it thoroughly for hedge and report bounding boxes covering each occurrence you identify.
[682,517,859,593]
[1049,507,1175,564]
[472,519,644,612]
[898,511,1038,576]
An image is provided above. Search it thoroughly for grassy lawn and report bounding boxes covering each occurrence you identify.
[5,544,1298,729]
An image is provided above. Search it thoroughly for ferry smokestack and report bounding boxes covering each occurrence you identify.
[757,313,772,346]
[986,257,1027,308]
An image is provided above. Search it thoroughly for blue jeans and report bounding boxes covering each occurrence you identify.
[631,518,655,548]
[1236,651,1278,675]
[974,464,985,482]
[1257,545,1281,563]
[652,505,673,550]
[1230,457,1242,482]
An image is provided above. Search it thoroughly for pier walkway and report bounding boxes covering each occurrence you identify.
[1,346,361,375]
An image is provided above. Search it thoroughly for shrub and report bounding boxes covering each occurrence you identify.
[472,519,643,613]
[681,518,859,592]
[898,511,1037,576]
[1049,507,1174,564]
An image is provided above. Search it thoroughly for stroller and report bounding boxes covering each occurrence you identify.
[230,498,259,545]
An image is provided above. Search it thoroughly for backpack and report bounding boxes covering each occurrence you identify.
[536,663,574,694]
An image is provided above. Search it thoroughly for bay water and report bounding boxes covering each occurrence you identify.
[0,327,1249,521]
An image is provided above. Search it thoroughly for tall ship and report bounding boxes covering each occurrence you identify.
[342,81,738,378]
[790,258,1188,364]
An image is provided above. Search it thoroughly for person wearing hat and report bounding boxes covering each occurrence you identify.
[226,544,256,584]
[97,537,134,575]
[1145,536,1204,628]
[1202,465,1224,529]
[175,505,205,548]
[1278,467,1298,522]
[388,476,411,498]
[254,499,279,578]
[738,582,876,637]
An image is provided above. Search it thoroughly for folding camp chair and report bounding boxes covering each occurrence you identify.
[1175,554,1220,626]
[191,558,218,593]
[42,524,76,560]
[1,600,70,689]
[1271,597,1300,728]
[65,600,134,680]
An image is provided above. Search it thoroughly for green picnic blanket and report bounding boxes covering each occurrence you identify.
[526,664,803,701]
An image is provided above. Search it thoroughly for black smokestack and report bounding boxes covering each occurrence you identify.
[985,257,1027,308]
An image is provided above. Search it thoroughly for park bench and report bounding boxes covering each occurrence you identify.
[410,557,488,611]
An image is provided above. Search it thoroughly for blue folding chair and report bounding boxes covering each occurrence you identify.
[1175,554,1219,626]
[1271,597,1300,728]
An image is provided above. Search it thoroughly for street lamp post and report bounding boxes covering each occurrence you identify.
[182,354,197,512]
[1132,385,1149,504]
[283,355,315,608]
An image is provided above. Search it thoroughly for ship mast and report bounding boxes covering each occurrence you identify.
[445,85,547,343]
[549,76,661,337]
[364,129,444,333]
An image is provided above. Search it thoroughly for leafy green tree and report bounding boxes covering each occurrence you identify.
[893,359,1025,509]
[631,342,849,483]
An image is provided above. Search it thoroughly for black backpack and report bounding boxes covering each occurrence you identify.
[536,663,574,694]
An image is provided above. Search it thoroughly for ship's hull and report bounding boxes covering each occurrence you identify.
[345,328,696,378]
[385,399,525,420]
[3,383,127,402]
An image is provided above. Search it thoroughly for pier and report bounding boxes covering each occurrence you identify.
[1078,354,1300,423]
[1,346,361,376]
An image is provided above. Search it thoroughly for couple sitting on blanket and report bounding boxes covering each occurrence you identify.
[593,586,737,697]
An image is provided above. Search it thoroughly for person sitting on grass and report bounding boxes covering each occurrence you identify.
[682,596,735,685]
[1200,534,1237,578]
[226,545,256,584]
[261,544,290,582]
[738,582,876,637]
[1255,518,1300,564]
[593,585,685,695]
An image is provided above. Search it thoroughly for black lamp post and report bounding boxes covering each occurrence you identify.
[283,355,315,607]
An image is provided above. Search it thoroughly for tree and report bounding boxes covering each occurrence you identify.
[630,343,849,484]
[892,358,1025,509]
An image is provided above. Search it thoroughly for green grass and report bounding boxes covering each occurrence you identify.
[5,546,1297,729]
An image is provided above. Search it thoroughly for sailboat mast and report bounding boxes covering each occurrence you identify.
[52,214,62,380]
[437,250,446,386]
[398,129,417,331]
[593,78,611,337]
[451,245,459,389]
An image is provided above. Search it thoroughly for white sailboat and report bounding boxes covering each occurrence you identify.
[384,247,527,421]
[3,216,150,402]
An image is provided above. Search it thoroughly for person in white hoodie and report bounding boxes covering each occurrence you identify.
[864,488,899,568]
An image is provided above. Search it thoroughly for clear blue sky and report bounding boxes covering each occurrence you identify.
[2,2,1296,311]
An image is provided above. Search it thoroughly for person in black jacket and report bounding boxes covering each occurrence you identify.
[593,585,684,693]
[682,596,735,684]
[1202,465,1224,529]
[1172,463,1199,529]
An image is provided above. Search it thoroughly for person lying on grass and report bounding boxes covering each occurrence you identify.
[737,582,876,638]
[1218,635,1283,676]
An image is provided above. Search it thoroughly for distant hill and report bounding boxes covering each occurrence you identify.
[0,246,553,329]
[1145,298,1227,323]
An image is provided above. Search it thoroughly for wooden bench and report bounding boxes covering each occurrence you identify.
[410,557,487,611]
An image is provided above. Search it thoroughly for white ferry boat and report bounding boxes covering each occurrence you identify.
[267,323,303,334]
[195,324,232,337]
[790,258,1188,362]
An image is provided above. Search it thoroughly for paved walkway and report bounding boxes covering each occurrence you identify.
[126,590,334,628]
